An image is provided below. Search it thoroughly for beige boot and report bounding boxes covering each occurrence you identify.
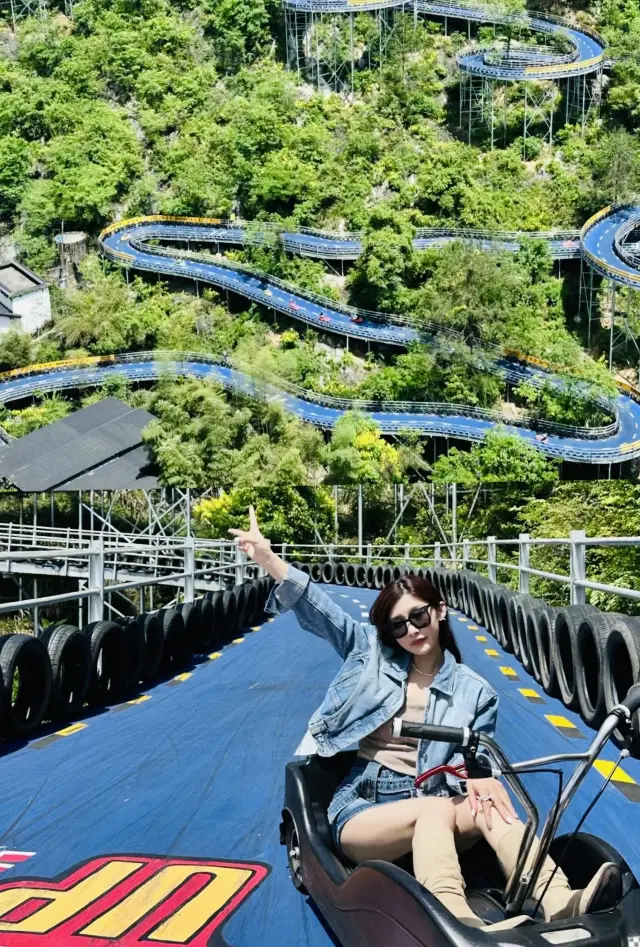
[412,820,531,930]
[495,823,621,922]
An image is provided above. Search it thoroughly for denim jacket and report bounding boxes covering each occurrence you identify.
[265,564,498,795]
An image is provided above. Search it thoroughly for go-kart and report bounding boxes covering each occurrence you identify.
[280,685,640,947]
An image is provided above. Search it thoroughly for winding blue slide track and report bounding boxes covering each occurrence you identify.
[2,2,639,464]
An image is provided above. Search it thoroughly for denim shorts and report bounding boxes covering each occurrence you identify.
[328,758,457,861]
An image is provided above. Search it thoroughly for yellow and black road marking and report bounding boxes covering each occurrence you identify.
[31,722,87,751]
[499,666,520,681]
[476,635,488,643]
[545,714,585,740]
[518,687,546,705]
[593,760,640,803]
[165,671,192,687]
[112,695,151,713]
[484,648,500,659]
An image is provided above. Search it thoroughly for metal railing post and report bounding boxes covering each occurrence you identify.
[404,544,410,567]
[435,542,442,566]
[281,543,287,562]
[329,543,334,563]
[487,537,497,583]
[570,530,587,604]
[184,537,195,603]
[519,533,530,594]
[235,542,245,585]
[88,543,104,623]
[366,543,372,567]
[463,539,470,568]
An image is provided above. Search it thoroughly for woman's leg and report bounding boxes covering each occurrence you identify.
[452,797,621,922]
[340,796,528,930]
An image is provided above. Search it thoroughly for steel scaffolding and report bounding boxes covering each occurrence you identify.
[284,5,600,148]
[284,4,401,95]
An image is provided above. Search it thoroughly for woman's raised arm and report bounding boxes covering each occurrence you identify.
[229,507,369,659]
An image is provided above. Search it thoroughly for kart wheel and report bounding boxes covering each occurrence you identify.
[285,822,308,894]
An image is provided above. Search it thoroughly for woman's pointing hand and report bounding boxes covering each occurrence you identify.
[228,506,272,566]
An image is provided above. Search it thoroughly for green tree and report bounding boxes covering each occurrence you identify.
[431,429,560,485]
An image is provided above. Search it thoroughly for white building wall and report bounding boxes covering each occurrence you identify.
[11,287,52,334]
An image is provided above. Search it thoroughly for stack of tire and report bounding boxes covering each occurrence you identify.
[0,575,274,741]
[435,567,640,758]
[290,561,421,590]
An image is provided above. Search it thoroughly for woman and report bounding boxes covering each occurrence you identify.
[230,508,620,931]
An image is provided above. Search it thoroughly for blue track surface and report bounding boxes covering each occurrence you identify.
[0,589,638,946]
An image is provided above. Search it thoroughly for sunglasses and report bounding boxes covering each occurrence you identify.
[384,604,438,640]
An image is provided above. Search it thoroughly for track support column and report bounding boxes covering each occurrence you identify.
[569,529,586,604]
[88,543,105,623]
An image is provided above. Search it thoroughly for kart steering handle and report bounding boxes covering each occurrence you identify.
[392,720,469,744]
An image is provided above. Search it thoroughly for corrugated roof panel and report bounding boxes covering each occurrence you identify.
[0,398,158,491]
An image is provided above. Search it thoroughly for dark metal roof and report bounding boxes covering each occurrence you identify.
[0,398,159,491]
[61,444,158,490]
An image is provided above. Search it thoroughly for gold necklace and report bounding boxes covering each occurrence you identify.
[411,662,437,678]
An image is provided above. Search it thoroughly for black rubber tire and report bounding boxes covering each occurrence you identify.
[392,566,402,581]
[483,585,499,643]
[290,561,302,573]
[197,597,215,650]
[83,620,125,705]
[205,591,225,650]
[118,616,146,693]
[222,590,237,640]
[382,566,393,586]
[322,561,335,583]
[552,605,602,712]
[366,566,375,589]
[43,624,91,718]
[603,614,640,754]
[514,596,543,668]
[575,609,612,729]
[0,634,52,736]
[355,564,367,587]
[233,584,247,630]
[471,580,485,626]
[176,600,201,662]
[495,588,514,652]
[285,820,308,894]
[310,563,322,582]
[374,566,384,589]
[244,583,259,628]
[524,608,548,685]
[537,607,560,696]
[137,613,164,680]
[157,608,185,673]
[334,563,345,585]
[299,563,311,576]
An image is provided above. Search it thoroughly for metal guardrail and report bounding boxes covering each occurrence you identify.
[286,532,640,607]
[0,530,261,628]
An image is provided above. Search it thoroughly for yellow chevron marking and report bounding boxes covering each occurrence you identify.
[127,695,151,705]
[476,635,488,642]
[232,637,245,644]
[173,672,192,682]
[593,760,636,784]
[485,648,499,657]
[546,714,577,729]
[56,723,87,737]
[208,651,223,660]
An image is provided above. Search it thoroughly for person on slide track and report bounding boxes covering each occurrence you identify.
[230,508,621,932]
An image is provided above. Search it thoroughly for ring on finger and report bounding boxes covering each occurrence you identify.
[478,793,492,802]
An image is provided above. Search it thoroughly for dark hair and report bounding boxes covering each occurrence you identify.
[369,575,462,663]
